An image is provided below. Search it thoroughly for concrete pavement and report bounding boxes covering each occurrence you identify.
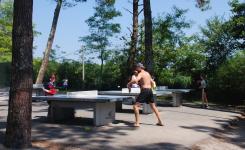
[0,92,243,150]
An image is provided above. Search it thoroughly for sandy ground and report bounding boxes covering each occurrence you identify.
[0,91,244,150]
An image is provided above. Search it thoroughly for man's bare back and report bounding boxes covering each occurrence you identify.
[137,70,153,89]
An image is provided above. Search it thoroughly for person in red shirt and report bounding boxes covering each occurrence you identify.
[43,73,57,95]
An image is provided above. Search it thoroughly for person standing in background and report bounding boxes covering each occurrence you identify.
[199,74,209,108]
[63,79,68,90]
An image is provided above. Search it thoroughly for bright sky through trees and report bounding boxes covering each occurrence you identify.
[33,0,232,61]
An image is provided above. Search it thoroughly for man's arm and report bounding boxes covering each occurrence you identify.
[151,79,156,88]
[127,74,142,88]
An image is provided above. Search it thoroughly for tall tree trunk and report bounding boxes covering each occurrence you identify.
[143,0,153,75]
[35,0,62,84]
[127,0,139,74]
[4,0,33,148]
[100,49,104,89]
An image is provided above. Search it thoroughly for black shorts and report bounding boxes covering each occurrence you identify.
[135,88,154,104]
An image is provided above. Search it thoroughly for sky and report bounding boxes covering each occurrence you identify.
[33,0,234,61]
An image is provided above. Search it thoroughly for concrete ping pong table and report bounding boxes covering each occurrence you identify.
[98,90,158,114]
[156,89,193,106]
[32,93,133,126]
[32,84,44,96]
[98,88,192,113]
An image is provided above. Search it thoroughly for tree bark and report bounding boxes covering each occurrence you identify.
[35,0,62,84]
[4,0,33,148]
[143,0,153,75]
[127,0,139,74]
[100,49,104,89]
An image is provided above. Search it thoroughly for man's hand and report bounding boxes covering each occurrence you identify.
[127,82,132,93]
[127,82,131,88]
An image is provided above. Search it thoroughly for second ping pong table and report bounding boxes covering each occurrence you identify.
[99,89,192,112]
[98,90,168,114]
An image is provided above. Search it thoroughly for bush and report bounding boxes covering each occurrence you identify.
[208,51,245,104]
[157,69,192,88]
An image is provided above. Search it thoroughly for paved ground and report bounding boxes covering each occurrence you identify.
[0,91,244,150]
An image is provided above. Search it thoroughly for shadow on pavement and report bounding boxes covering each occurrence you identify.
[183,103,243,114]
[0,120,6,147]
[180,117,245,149]
[180,125,218,133]
[0,121,192,150]
[31,116,137,144]
[214,118,245,149]
[0,120,6,130]
[31,141,189,150]
[116,108,143,114]
[0,131,5,147]
[163,108,235,119]
[31,115,190,149]
[123,142,189,150]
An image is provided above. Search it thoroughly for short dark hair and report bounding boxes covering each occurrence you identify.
[136,63,145,69]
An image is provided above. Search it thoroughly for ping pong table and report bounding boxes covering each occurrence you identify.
[32,84,44,96]
[99,89,192,110]
[32,94,133,126]
[98,90,166,114]
[156,89,193,106]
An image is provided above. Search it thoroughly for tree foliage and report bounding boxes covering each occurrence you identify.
[227,0,245,48]
[0,0,13,61]
[208,51,245,103]
[80,0,121,88]
[0,0,40,62]
[195,0,210,11]
[201,8,244,71]
[137,7,202,87]
[199,17,240,71]
[198,0,244,72]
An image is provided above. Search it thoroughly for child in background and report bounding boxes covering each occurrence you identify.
[43,73,57,95]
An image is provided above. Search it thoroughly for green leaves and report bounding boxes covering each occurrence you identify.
[195,0,211,11]
[152,7,191,49]
[0,0,40,62]
[227,0,245,48]
[0,0,13,62]
[55,0,87,8]
[79,0,121,88]
[208,51,245,102]
[200,13,244,71]
[80,0,121,62]
[157,69,192,88]
[134,6,206,88]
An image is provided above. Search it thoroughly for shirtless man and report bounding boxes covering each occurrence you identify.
[127,63,163,127]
